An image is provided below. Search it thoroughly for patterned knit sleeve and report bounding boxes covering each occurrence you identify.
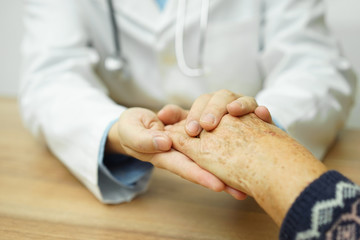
[279,171,360,240]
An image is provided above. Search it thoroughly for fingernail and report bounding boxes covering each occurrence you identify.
[153,136,170,151]
[186,120,201,135]
[231,101,243,109]
[225,186,247,200]
[200,113,216,125]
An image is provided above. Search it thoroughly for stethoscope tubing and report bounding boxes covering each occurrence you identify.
[107,0,121,58]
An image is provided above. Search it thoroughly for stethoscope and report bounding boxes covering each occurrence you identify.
[104,0,210,78]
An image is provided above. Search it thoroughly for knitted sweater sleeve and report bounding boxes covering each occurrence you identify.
[280,171,360,240]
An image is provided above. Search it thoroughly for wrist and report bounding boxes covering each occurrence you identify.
[105,121,126,155]
[244,134,327,226]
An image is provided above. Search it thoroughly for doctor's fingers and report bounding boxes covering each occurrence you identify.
[118,110,172,153]
[157,104,189,125]
[150,150,226,192]
[224,186,248,200]
[198,90,241,131]
[127,149,226,192]
[226,96,258,117]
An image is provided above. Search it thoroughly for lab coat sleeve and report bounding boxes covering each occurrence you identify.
[20,0,152,203]
[256,0,357,159]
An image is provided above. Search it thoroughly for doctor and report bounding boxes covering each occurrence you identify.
[20,0,356,204]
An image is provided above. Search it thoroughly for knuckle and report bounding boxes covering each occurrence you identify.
[218,89,237,98]
[198,93,211,100]
[239,96,257,106]
[217,89,231,96]
[134,141,147,152]
[247,97,258,106]
[206,104,223,114]
[177,134,191,149]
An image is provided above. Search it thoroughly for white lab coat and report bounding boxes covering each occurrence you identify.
[20,0,356,203]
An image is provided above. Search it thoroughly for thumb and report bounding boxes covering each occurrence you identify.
[119,108,172,153]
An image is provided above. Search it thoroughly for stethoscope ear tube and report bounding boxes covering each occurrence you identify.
[175,0,209,77]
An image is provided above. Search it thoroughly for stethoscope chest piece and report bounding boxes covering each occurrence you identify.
[105,55,126,72]
[106,0,131,81]
[104,55,131,81]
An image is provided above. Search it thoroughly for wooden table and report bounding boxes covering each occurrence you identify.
[0,97,359,240]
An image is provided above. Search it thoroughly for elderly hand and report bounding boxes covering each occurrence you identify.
[158,89,272,137]
[166,113,327,225]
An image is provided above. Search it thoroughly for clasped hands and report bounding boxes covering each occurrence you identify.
[106,90,273,200]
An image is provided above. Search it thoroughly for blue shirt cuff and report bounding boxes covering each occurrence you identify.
[97,119,153,203]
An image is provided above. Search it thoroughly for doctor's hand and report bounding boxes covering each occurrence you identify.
[158,89,272,137]
[106,107,246,199]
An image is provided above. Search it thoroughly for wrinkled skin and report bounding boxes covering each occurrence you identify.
[166,113,327,225]
[166,114,290,195]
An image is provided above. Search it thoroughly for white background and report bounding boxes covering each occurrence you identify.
[0,0,359,128]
